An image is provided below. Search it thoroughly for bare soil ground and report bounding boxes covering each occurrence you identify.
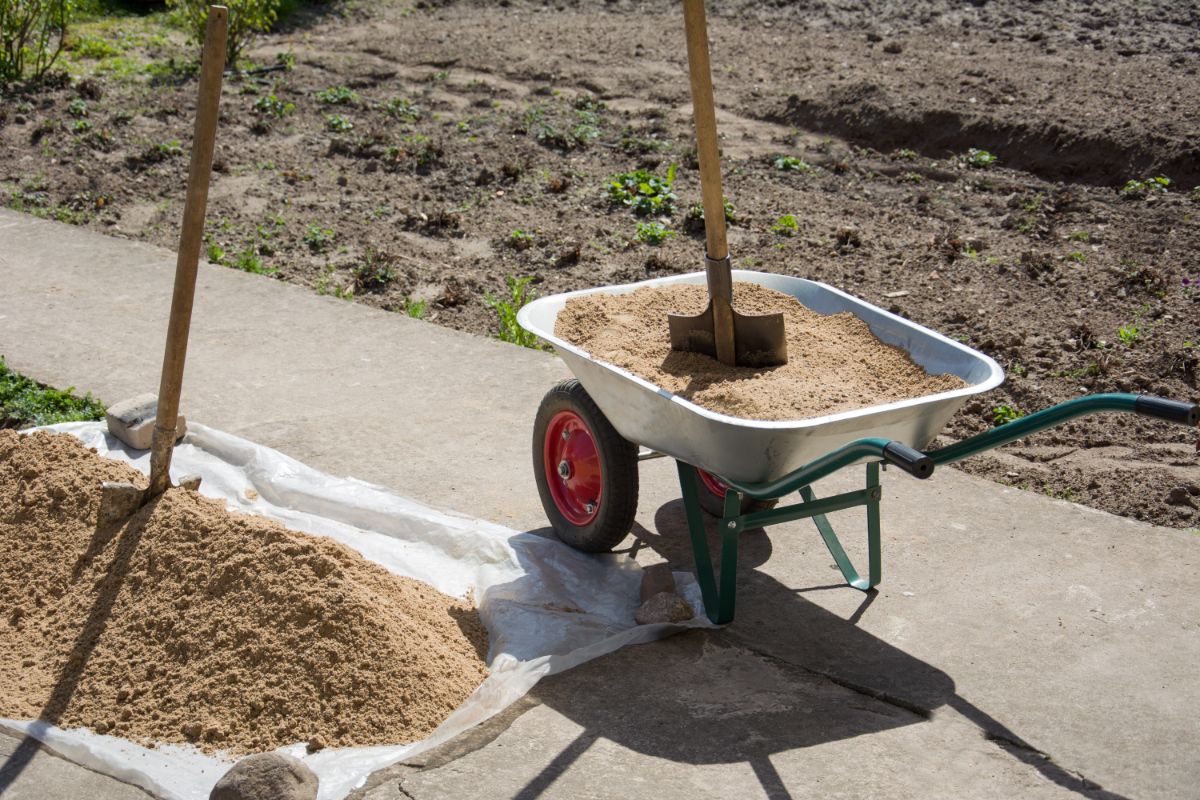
[1,0,1197,527]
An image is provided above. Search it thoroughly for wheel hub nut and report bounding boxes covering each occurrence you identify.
[585,501,595,515]
[558,460,571,479]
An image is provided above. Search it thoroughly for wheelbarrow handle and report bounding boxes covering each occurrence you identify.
[1135,395,1200,426]
[882,442,935,479]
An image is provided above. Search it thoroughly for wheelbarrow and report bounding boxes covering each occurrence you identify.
[516,271,1199,624]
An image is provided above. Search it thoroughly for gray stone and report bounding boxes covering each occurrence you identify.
[639,562,677,601]
[105,392,187,450]
[635,592,694,625]
[209,753,318,800]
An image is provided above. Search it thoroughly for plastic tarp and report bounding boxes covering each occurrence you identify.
[0,422,709,799]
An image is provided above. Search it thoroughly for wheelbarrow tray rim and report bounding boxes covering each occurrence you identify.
[518,271,1004,481]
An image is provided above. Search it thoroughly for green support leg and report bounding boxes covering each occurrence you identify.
[677,461,740,624]
[800,462,881,591]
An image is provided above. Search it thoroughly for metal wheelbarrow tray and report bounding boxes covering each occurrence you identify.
[518,271,1200,623]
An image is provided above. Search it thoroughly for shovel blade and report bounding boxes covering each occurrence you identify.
[668,303,788,368]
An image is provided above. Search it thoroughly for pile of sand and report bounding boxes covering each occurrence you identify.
[555,283,966,421]
[0,430,488,754]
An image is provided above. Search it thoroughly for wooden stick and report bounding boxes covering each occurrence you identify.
[148,6,228,497]
[683,0,735,366]
[683,0,728,265]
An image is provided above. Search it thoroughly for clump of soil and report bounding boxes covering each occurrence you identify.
[0,430,488,755]
[555,282,965,421]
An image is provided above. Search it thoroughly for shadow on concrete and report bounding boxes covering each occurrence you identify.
[499,499,1130,800]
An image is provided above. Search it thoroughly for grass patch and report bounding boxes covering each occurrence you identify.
[0,357,105,428]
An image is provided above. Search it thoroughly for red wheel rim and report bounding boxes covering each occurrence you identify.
[544,410,603,526]
[697,469,729,499]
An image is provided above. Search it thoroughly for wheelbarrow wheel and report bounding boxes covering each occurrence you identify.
[534,379,638,553]
[695,469,778,517]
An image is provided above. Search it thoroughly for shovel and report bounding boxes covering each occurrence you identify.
[667,0,787,368]
[98,6,228,527]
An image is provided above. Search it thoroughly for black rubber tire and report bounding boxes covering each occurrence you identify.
[533,379,639,553]
[694,468,779,517]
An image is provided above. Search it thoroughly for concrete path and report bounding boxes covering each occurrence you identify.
[2,209,1199,800]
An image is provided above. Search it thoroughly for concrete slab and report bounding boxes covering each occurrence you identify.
[2,210,1199,800]
[0,730,152,799]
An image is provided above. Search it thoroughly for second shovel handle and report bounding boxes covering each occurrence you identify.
[683,0,728,267]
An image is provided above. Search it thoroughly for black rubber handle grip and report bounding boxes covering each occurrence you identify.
[1135,396,1200,426]
[883,442,934,480]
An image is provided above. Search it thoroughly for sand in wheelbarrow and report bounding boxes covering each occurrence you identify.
[0,430,489,755]
[555,282,967,422]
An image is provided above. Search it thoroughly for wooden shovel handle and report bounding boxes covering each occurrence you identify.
[148,6,228,497]
[683,0,727,262]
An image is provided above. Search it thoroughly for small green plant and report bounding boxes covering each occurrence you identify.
[1118,323,1140,346]
[381,97,421,122]
[402,297,427,319]
[1065,250,1086,264]
[964,148,998,168]
[206,241,226,263]
[0,356,105,427]
[606,164,677,216]
[351,248,397,291]
[231,247,274,275]
[1121,176,1170,198]
[635,220,673,245]
[325,114,353,133]
[771,214,799,237]
[903,171,924,183]
[316,85,359,105]
[992,404,1023,425]
[0,0,71,84]
[253,94,294,118]
[772,155,811,172]
[484,275,545,349]
[1068,230,1090,242]
[72,118,93,133]
[66,98,88,118]
[167,0,279,66]
[156,139,182,157]
[895,148,918,160]
[71,34,121,60]
[275,50,295,70]
[303,223,334,252]
[508,228,535,250]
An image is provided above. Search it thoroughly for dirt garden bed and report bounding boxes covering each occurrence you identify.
[0,0,1197,527]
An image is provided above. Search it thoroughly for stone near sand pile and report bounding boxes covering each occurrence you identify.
[209,753,318,800]
[0,430,489,755]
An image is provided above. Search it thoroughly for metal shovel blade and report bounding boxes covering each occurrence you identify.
[668,301,788,368]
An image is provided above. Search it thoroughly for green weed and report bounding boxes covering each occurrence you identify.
[508,229,535,250]
[325,114,353,132]
[66,98,89,118]
[381,97,421,122]
[1066,250,1086,264]
[303,224,334,253]
[606,164,677,216]
[772,155,811,172]
[635,221,673,245]
[316,85,359,105]
[771,214,799,237]
[402,297,427,319]
[484,275,545,349]
[1068,230,1090,242]
[351,248,397,291]
[1118,323,1140,346]
[1121,176,1170,198]
[0,356,105,427]
[992,404,1023,425]
[964,148,998,168]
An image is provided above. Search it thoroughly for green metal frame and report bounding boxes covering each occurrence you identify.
[675,393,1160,624]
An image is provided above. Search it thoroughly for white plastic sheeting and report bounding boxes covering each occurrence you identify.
[0,422,708,799]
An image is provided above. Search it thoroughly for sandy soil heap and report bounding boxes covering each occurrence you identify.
[0,430,488,754]
[555,282,966,422]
